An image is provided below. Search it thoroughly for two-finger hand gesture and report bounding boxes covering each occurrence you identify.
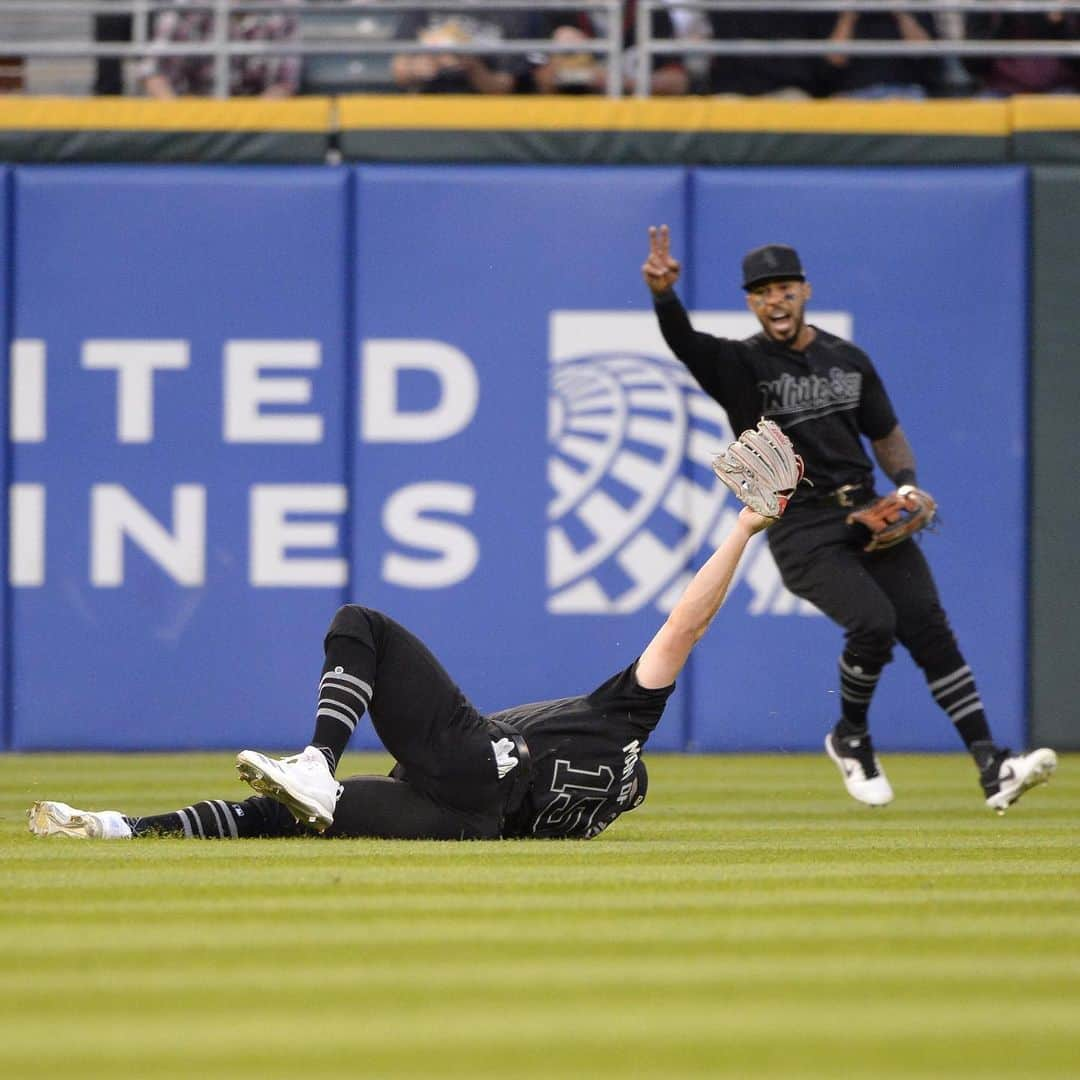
[642,224,681,296]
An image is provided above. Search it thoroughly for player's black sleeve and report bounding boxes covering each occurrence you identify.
[854,349,900,440]
[586,661,675,740]
[653,290,755,416]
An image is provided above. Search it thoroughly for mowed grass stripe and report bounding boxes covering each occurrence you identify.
[6,917,1078,954]
[8,849,1073,875]
[6,881,1079,910]
[3,986,1077,1035]
[2,995,1079,1079]
[1,752,1077,1080]
[8,948,1080,985]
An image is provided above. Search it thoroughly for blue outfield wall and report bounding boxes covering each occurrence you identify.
[686,167,1028,750]
[9,167,351,749]
[1,167,9,751]
[0,164,1027,752]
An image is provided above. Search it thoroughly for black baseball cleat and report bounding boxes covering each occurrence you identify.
[825,729,894,807]
[981,748,1057,814]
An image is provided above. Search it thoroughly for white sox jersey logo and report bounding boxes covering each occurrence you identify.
[758,368,863,427]
[546,312,836,618]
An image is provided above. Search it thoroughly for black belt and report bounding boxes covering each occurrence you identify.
[488,719,533,815]
[808,482,874,509]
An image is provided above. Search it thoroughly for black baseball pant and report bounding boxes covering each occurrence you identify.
[318,606,510,839]
[148,607,520,841]
[768,506,963,674]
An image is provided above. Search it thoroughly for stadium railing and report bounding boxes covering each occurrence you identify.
[633,1,1080,97]
[1,1,626,96]
[1,0,1080,98]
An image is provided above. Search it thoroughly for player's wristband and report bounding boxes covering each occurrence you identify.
[893,468,917,489]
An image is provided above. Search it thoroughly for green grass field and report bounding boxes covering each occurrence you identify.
[2,752,1078,1080]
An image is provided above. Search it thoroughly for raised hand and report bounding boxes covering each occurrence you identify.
[642,224,681,295]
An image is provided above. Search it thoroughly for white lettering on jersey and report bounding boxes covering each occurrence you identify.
[757,369,863,428]
[617,739,642,805]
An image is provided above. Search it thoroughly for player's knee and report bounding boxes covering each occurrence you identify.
[323,606,381,663]
[906,623,960,669]
[325,604,381,643]
[847,616,896,665]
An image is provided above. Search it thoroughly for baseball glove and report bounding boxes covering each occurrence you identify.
[846,485,938,552]
[712,418,805,519]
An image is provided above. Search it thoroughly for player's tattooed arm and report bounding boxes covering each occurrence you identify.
[871,423,917,488]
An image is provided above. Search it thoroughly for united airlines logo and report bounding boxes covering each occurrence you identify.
[546,312,835,618]
[6,311,843,608]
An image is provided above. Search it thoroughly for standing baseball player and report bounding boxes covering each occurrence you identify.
[642,224,1056,812]
[28,423,802,843]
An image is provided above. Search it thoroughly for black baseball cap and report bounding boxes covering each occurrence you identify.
[741,244,805,291]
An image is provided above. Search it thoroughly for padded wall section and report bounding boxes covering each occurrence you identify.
[0,168,8,749]
[1029,166,1080,750]
[10,167,349,749]
[336,98,1012,166]
[351,165,692,750]
[685,167,1028,752]
[0,98,332,164]
[1,164,1037,755]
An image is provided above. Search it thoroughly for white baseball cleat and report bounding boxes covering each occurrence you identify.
[236,746,343,831]
[825,731,894,807]
[28,800,132,839]
[982,748,1058,814]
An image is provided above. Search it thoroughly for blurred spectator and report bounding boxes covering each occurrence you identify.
[707,3,833,98]
[663,1,714,95]
[138,0,300,99]
[824,9,940,99]
[300,0,416,96]
[531,1,690,96]
[391,8,540,94]
[965,6,1080,96]
[94,13,132,95]
[933,4,977,97]
[0,54,24,93]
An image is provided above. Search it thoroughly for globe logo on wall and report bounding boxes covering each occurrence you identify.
[547,351,734,614]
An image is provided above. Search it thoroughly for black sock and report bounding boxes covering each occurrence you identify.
[310,635,375,774]
[926,663,997,764]
[836,652,884,738]
[127,811,186,837]
[969,740,1001,774]
[127,797,292,839]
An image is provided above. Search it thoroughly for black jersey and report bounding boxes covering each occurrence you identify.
[490,663,675,840]
[655,292,898,501]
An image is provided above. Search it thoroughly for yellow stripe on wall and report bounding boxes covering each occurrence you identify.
[6,95,1074,137]
[337,96,1010,136]
[1011,94,1080,131]
[0,97,332,132]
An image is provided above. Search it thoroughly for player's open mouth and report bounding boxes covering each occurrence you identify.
[769,313,793,332]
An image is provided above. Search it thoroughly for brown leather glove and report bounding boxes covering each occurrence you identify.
[846,485,937,552]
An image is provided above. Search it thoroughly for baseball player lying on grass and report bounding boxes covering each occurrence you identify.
[30,424,813,843]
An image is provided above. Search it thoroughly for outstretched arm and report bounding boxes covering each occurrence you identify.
[636,507,770,689]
